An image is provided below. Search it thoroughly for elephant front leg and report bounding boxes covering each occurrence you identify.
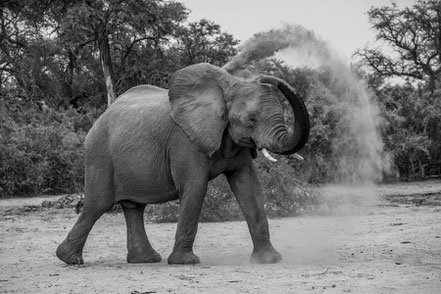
[226,165,282,264]
[168,186,207,265]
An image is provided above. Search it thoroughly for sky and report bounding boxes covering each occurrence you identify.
[180,0,417,63]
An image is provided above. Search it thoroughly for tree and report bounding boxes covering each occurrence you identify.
[1,0,238,109]
[111,18,238,90]
[374,83,431,179]
[175,19,239,67]
[0,0,99,107]
[354,0,441,179]
[0,1,68,105]
[355,0,441,91]
[58,0,188,106]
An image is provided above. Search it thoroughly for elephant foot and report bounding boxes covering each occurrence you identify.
[56,240,84,265]
[250,245,282,264]
[127,248,162,263]
[168,251,200,265]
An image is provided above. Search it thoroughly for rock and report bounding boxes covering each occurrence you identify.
[54,201,63,209]
[41,200,53,208]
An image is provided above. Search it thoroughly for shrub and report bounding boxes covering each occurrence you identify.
[1,95,314,220]
[254,156,318,217]
[0,99,89,197]
[145,157,317,223]
[144,177,242,223]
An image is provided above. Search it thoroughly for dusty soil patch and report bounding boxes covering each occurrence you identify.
[1,181,440,293]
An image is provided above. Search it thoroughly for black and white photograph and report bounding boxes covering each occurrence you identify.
[1,0,440,293]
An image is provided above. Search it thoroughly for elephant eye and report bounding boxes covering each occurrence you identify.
[248,115,257,126]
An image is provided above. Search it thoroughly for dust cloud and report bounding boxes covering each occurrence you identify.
[227,24,387,187]
[225,24,389,265]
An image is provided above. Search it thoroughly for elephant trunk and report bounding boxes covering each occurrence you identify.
[260,76,310,155]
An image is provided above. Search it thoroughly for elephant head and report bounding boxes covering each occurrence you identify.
[168,63,310,159]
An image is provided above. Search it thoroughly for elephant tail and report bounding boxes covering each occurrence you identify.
[75,195,84,214]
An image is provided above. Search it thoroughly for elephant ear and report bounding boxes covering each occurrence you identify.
[169,64,229,157]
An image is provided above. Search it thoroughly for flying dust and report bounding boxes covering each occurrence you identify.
[224,25,389,265]
[226,24,389,202]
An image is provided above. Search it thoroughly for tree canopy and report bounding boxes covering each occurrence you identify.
[355,0,441,90]
[0,0,239,108]
[355,0,441,180]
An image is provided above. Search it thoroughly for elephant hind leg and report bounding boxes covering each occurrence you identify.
[57,162,114,265]
[56,203,112,264]
[121,200,162,263]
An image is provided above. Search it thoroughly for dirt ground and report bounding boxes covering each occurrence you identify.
[1,181,440,293]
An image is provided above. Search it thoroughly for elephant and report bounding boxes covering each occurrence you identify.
[56,62,310,265]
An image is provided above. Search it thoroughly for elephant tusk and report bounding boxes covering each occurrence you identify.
[292,153,304,161]
[262,148,278,162]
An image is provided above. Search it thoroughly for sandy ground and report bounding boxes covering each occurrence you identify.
[1,181,441,293]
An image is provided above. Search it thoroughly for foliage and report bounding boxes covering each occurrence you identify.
[0,91,102,197]
[354,0,441,180]
[355,0,441,90]
[0,0,238,107]
[145,162,318,223]
[173,19,239,67]
[373,82,441,180]
[145,177,243,223]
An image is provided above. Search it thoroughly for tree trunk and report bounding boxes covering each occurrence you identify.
[99,34,115,106]
[63,48,76,101]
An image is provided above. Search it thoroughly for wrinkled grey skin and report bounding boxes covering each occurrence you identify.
[56,63,310,265]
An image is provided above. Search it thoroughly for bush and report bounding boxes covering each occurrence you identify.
[145,157,317,223]
[376,83,441,180]
[0,123,86,197]
[255,156,318,218]
[1,94,314,220]
[0,98,93,197]
[145,177,243,223]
